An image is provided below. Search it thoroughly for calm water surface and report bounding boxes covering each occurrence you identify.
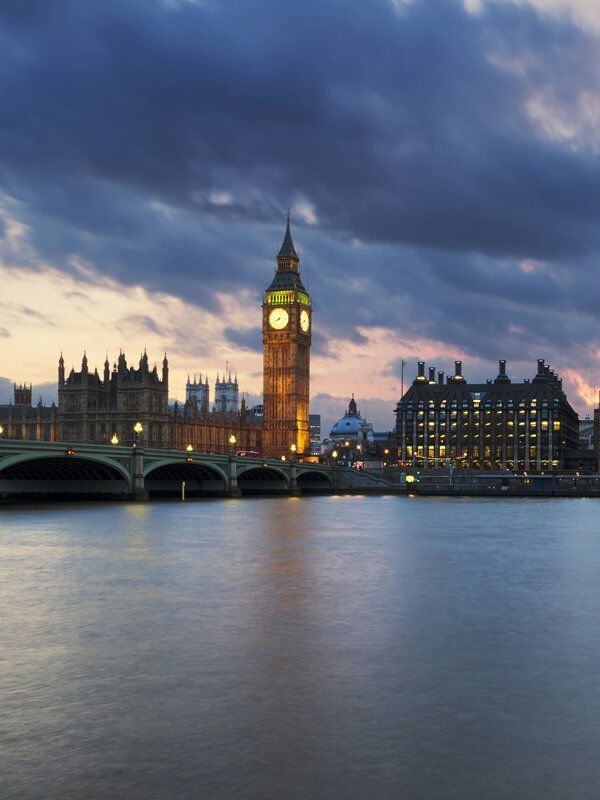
[2,496,600,799]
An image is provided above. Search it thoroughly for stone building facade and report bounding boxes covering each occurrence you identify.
[56,351,260,452]
[262,216,312,458]
[0,383,58,441]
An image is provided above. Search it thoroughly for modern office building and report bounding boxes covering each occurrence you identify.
[309,413,321,455]
[395,359,579,471]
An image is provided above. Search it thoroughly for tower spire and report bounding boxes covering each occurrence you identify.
[277,212,298,260]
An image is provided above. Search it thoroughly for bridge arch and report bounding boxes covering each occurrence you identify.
[144,459,228,497]
[295,468,333,493]
[236,464,289,494]
[0,453,132,499]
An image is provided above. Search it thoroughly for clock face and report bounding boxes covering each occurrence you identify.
[269,307,289,330]
[300,309,310,333]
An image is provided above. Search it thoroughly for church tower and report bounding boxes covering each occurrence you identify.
[262,215,312,458]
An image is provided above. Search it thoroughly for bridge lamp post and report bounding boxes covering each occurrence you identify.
[133,421,143,447]
[331,449,338,463]
[186,444,193,452]
[0,425,3,436]
[229,434,237,455]
[111,433,119,446]
[290,443,297,462]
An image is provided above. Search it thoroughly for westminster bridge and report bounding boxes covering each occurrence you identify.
[0,440,337,501]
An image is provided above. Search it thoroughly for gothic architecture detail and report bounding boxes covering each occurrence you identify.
[55,351,259,451]
[262,215,312,458]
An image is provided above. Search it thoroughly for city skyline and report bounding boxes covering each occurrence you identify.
[2,0,600,432]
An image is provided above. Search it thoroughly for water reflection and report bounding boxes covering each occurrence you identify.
[3,497,600,799]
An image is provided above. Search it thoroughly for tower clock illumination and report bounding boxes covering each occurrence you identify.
[300,309,310,333]
[269,307,289,329]
[262,215,312,458]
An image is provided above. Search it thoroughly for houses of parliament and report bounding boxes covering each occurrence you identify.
[0,219,312,459]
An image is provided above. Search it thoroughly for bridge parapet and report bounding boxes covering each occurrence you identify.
[0,440,333,500]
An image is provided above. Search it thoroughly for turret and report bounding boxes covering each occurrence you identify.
[58,352,65,386]
[162,352,169,387]
[81,351,88,375]
[103,355,110,384]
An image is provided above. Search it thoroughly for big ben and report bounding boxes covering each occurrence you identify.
[262,215,312,459]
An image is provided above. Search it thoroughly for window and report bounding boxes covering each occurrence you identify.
[553,421,561,431]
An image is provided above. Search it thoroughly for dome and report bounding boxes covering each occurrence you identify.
[329,396,368,438]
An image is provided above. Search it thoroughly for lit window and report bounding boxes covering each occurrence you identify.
[553,421,560,431]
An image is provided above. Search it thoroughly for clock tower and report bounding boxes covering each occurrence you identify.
[262,215,312,459]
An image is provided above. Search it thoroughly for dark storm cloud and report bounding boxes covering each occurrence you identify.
[1,0,600,406]
[223,326,261,353]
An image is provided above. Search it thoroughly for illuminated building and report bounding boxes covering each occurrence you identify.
[262,215,312,458]
[57,351,260,451]
[396,359,579,471]
[309,414,321,455]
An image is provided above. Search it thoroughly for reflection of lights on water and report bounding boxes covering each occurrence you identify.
[124,504,150,517]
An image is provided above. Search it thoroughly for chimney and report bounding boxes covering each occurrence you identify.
[438,371,444,385]
[495,359,511,384]
[417,361,425,381]
[537,359,545,375]
[428,367,436,383]
[454,360,464,381]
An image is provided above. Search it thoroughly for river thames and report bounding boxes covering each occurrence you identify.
[3,495,600,799]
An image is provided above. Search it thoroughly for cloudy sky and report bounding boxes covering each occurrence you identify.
[1,0,600,433]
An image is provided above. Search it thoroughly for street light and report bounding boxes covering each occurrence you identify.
[133,421,143,446]
[0,425,4,436]
[186,444,193,452]
[332,449,338,460]
[229,434,237,455]
[110,433,119,446]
